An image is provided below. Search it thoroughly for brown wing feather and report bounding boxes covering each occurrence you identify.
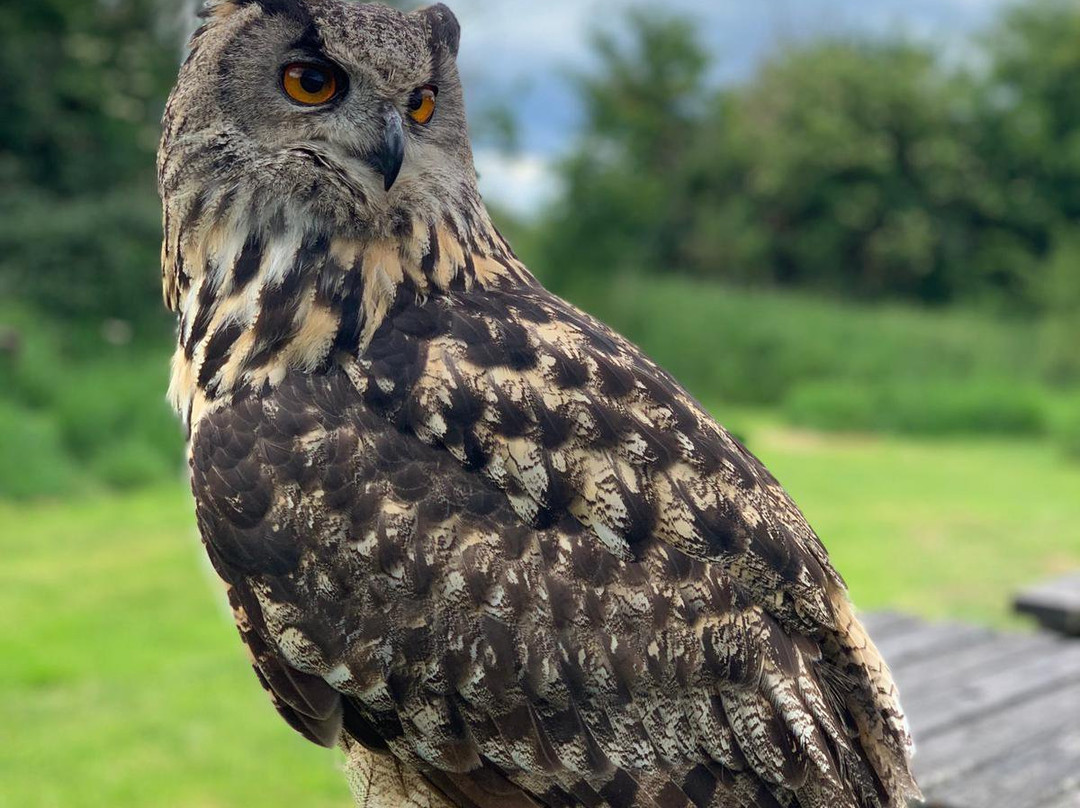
[191,336,916,808]
[240,601,345,748]
[350,285,917,802]
[366,287,843,632]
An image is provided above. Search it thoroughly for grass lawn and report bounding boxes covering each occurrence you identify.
[0,490,351,808]
[2,419,1079,807]
[735,414,1080,623]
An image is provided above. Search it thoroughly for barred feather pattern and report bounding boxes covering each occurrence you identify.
[180,216,920,808]
[342,738,457,808]
[159,6,918,800]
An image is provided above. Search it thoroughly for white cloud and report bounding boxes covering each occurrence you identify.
[473,148,562,219]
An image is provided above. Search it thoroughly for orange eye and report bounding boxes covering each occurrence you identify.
[407,85,438,125]
[282,63,339,106]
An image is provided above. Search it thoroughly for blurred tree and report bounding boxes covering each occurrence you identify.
[0,0,181,329]
[0,0,178,194]
[982,0,1080,229]
[979,0,1080,378]
[538,11,709,284]
[539,0,1080,315]
[692,41,1016,304]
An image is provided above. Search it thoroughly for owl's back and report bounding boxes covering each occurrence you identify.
[189,292,917,808]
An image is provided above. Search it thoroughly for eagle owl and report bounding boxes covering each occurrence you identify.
[158,2,920,806]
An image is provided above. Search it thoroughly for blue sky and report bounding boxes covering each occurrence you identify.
[445,0,1018,215]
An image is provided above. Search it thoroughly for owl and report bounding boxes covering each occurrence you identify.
[157,2,921,807]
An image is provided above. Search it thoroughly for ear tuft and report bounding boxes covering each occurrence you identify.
[200,0,309,21]
[423,3,460,58]
[198,0,238,19]
[198,0,222,18]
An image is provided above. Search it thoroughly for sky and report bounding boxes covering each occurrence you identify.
[446,0,1018,216]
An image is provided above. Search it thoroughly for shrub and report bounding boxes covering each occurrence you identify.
[51,355,181,479]
[0,189,167,329]
[783,380,1048,437]
[1048,397,1080,460]
[562,273,1046,410]
[0,401,83,500]
[1,304,183,499]
[89,437,178,492]
[1038,230,1080,385]
[0,307,67,410]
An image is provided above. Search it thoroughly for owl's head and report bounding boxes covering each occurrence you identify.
[160,0,472,236]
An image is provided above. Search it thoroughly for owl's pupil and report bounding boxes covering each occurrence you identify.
[300,69,327,95]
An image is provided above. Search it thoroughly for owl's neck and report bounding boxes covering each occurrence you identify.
[165,201,533,435]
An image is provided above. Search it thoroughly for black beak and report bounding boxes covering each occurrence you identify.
[369,106,405,192]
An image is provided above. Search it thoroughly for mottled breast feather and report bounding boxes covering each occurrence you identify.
[190,284,918,807]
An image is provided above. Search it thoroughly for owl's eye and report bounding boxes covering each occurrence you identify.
[282,62,340,106]
[407,85,438,125]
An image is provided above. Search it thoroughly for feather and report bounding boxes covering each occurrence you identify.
[164,7,918,798]
[188,356,917,806]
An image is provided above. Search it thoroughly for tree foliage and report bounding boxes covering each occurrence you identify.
[0,0,178,194]
[692,43,1017,303]
[1,0,1079,335]
[0,0,181,328]
[979,0,1080,371]
[540,0,1080,324]
[540,13,710,280]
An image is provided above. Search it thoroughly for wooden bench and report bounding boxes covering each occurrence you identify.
[861,612,1080,808]
[1015,573,1080,637]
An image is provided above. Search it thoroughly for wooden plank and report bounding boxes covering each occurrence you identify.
[875,620,994,669]
[1035,789,1080,808]
[923,724,1080,808]
[890,630,1057,691]
[859,613,1080,807]
[860,611,929,642]
[893,632,1062,718]
[912,678,1080,794]
[1015,573,1080,636]
[901,637,1080,738]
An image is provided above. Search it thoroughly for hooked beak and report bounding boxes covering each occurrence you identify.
[368,106,405,192]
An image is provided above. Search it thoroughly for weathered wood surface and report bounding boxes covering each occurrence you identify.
[1015,573,1080,636]
[861,613,1080,808]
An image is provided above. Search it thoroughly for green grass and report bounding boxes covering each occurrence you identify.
[732,412,1080,623]
[3,420,1079,807]
[0,489,351,808]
